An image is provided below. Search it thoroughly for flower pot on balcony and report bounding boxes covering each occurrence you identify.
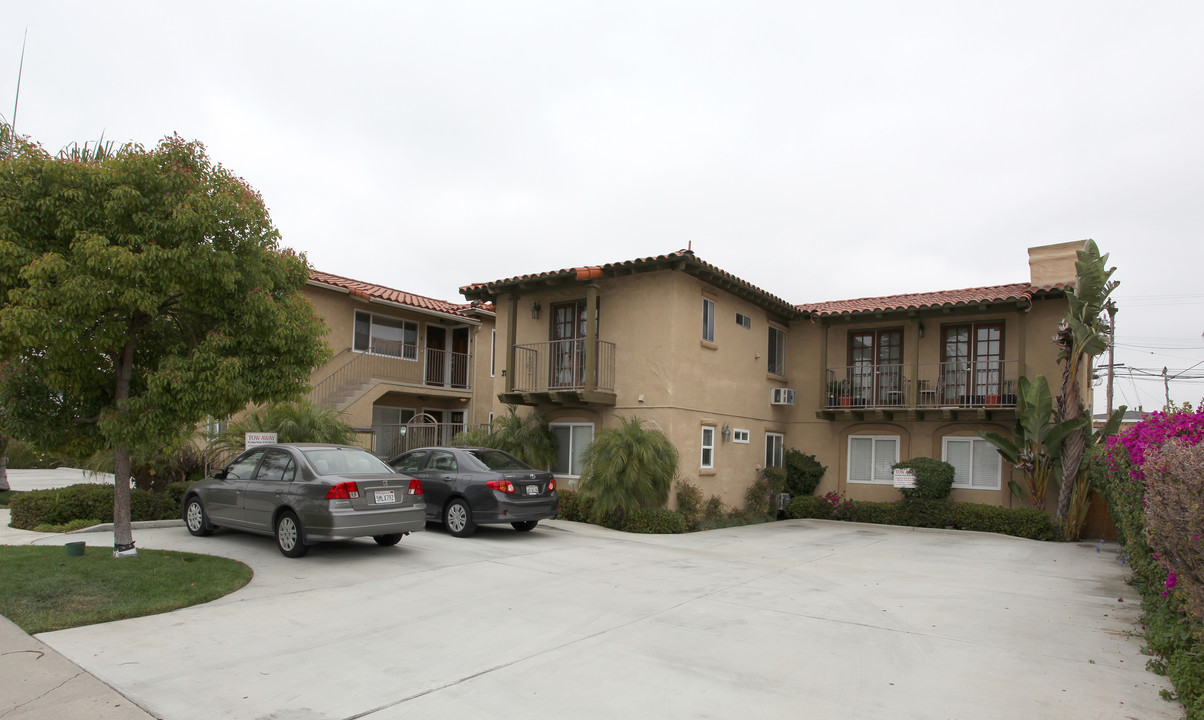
[839,396,853,407]
[985,394,1001,408]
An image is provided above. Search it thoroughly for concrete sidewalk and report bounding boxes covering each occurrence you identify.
[1,472,157,720]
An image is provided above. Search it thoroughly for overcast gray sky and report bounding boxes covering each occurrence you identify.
[5,1,1203,413]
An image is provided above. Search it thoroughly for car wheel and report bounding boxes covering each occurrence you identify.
[184,497,214,537]
[511,520,538,532]
[373,533,403,546]
[275,510,309,558]
[444,498,476,538]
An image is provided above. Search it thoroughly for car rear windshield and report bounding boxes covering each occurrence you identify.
[302,448,395,476]
[466,449,533,472]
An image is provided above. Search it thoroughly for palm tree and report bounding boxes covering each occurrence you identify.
[578,416,678,520]
[1052,240,1119,528]
[978,376,1086,511]
[209,400,356,461]
[451,405,556,470]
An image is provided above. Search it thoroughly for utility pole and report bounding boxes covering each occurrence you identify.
[1164,366,1171,408]
[1106,302,1117,416]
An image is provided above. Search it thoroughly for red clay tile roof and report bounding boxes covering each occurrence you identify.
[309,270,476,319]
[460,249,800,316]
[797,282,1069,317]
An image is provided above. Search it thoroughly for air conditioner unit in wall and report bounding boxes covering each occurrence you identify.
[771,388,796,405]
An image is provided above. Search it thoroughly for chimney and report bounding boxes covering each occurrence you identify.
[1028,240,1087,287]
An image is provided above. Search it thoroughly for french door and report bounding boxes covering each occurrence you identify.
[848,329,903,406]
[551,300,587,388]
[941,323,1003,404]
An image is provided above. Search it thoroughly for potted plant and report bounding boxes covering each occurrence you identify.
[828,379,852,407]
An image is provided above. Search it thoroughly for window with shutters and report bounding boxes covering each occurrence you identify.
[847,435,899,484]
[942,437,1002,490]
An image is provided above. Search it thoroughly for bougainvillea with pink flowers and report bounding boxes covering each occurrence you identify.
[1097,403,1204,716]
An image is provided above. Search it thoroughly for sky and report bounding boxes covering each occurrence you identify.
[4,1,1203,413]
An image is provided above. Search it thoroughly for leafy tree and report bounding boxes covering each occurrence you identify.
[978,375,1087,511]
[0,129,328,554]
[1052,240,1119,527]
[209,400,355,461]
[0,429,8,492]
[578,416,678,520]
[451,405,556,470]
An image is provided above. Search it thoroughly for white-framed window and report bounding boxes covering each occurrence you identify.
[490,329,496,377]
[701,426,715,468]
[702,298,716,342]
[551,423,594,477]
[354,310,419,360]
[942,437,1002,490]
[732,428,750,444]
[735,312,752,329]
[848,435,900,484]
[765,433,785,468]
[768,326,786,376]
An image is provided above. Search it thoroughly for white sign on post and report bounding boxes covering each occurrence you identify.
[892,468,917,489]
[245,432,278,448]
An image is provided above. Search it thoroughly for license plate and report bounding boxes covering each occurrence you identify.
[525,484,540,496]
[374,490,396,504]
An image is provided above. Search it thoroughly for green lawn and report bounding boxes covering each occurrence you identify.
[0,545,253,634]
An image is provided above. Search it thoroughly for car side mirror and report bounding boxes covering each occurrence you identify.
[214,469,228,480]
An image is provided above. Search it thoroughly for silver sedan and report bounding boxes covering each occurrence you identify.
[183,443,426,557]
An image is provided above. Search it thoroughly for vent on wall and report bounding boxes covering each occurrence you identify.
[771,388,796,406]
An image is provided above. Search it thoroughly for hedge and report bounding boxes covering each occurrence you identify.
[785,496,1056,541]
[9,484,180,530]
[621,508,688,534]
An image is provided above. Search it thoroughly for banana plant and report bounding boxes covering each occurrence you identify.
[978,375,1087,511]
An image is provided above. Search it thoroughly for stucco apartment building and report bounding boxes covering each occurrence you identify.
[307,240,1088,512]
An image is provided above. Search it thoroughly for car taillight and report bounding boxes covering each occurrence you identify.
[325,481,360,499]
[547,479,556,492]
[408,478,423,495]
[486,480,516,494]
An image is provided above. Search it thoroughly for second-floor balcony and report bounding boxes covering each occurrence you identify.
[820,360,1019,418]
[500,339,616,407]
[310,341,471,410]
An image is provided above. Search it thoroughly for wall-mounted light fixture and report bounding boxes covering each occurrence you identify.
[721,423,731,441]
[918,321,925,338]
[531,300,541,319]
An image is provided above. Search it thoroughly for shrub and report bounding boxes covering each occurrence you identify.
[703,495,725,521]
[745,469,785,518]
[622,508,687,534]
[843,500,897,525]
[1144,440,1204,627]
[9,484,177,530]
[675,481,704,531]
[785,495,831,519]
[893,457,955,500]
[165,482,191,510]
[949,503,1057,541]
[578,417,679,519]
[555,490,595,523]
[783,450,826,496]
[4,438,66,469]
[32,518,104,533]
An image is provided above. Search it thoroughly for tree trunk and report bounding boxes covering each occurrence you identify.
[0,454,8,492]
[1056,357,1085,524]
[112,330,138,555]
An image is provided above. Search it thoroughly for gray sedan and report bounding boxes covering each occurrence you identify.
[183,443,426,557]
[388,447,558,537]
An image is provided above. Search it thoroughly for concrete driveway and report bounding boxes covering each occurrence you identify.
[18,516,1176,720]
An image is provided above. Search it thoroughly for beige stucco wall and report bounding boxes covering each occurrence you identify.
[302,284,488,431]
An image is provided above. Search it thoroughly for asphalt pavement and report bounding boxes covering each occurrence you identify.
[0,470,1183,720]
